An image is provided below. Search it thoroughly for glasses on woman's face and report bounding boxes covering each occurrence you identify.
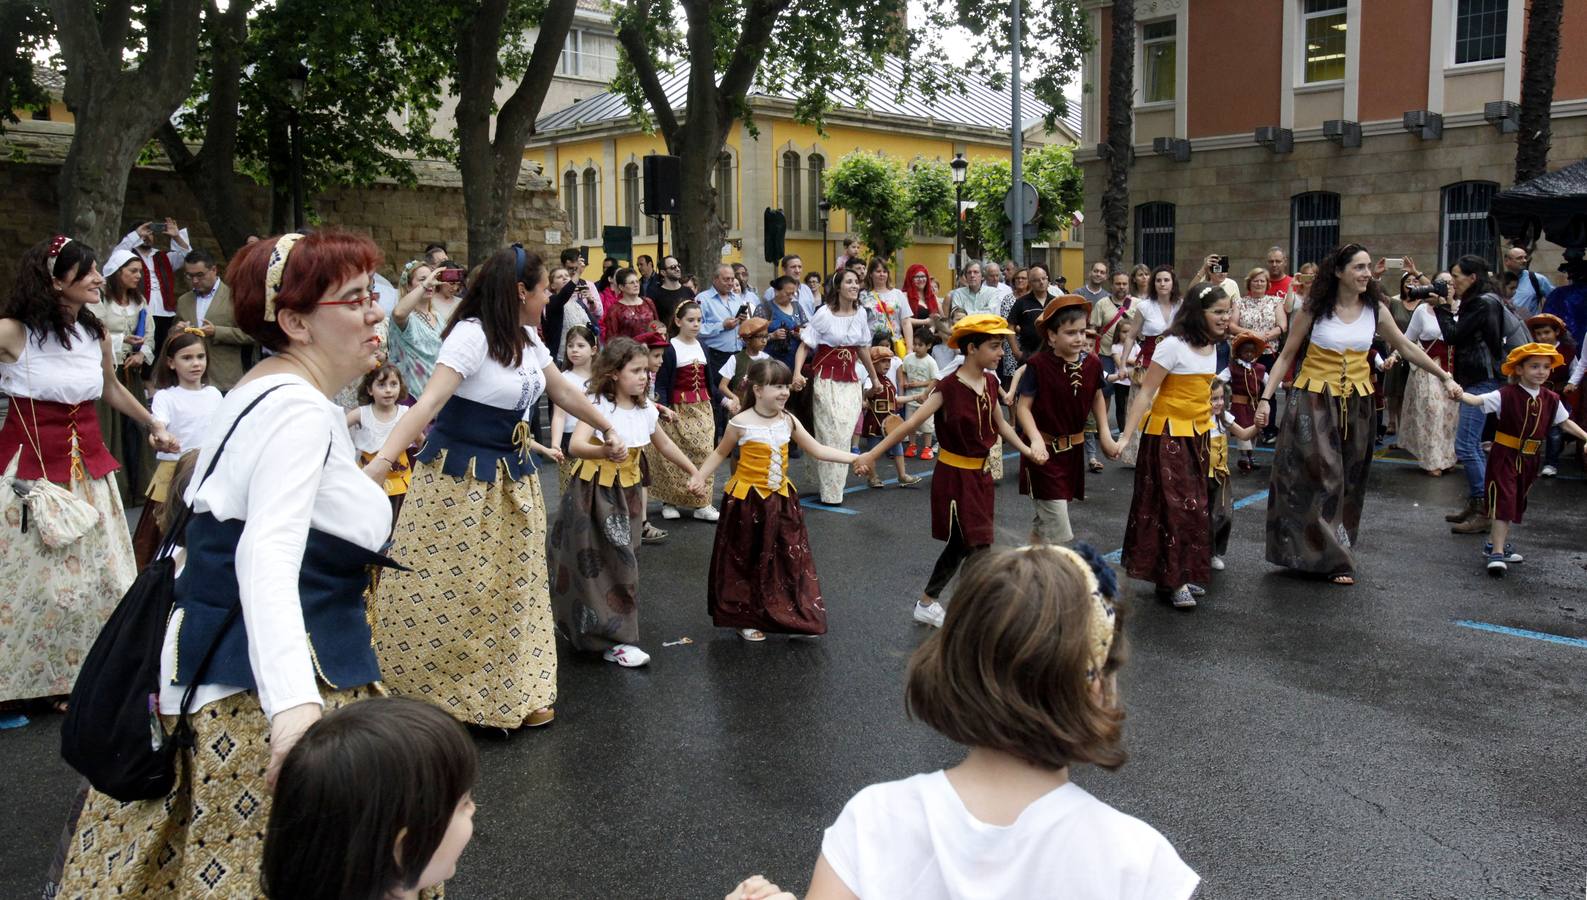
[321,292,378,311]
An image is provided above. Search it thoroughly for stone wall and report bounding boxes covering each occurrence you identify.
[0,122,571,290]
[1078,115,1587,281]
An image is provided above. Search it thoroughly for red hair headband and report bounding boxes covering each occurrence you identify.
[46,234,72,274]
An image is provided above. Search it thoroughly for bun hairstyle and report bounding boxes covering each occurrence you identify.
[735,357,793,414]
[4,236,107,349]
[231,230,383,353]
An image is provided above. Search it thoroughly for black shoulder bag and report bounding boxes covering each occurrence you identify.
[61,385,287,802]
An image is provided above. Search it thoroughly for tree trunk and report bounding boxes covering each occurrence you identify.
[157,0,258,257]
[1514,0,1562,185]
[669,125,728,281]
[1101,0,1135,271]
[50,0,202,253]
[265,101,294,234]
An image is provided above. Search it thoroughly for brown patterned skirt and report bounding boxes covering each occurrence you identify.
[707,490,827,635]
[648,400,713,508]
[1121,433,1211,588]
[550,476,644,652]
[1264,390,1375,577]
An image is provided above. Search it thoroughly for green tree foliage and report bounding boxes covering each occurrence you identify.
[0,0,51,131]
[962,144,1083,261]
[906,158,955,238]
[824,151,912,260]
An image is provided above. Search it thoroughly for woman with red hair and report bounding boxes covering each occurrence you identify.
[903,263,940,329]
[56,229,418,896]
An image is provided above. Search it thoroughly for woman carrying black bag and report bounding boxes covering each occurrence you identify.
[56,230,412,898]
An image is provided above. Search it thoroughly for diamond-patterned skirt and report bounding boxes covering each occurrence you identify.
[56,685,381,898]
[372,452,557,728]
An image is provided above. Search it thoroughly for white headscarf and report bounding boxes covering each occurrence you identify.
[101,247,138,279]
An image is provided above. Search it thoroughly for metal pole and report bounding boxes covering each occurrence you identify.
[953,183,963,273]
[289,107,305,231]
[822,217,829,277]
[655,215,665,264]
[1010,0,1025,268]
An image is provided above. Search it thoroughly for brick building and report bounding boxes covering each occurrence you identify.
[1074,0,1587,279]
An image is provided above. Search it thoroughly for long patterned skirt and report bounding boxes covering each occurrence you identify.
[0,450,136,703]
[811,376,862,503]
[648,400,712,508]
[707,491,827,635]
[1396,367,1459,472]
[373,453,557,728]
[550,477,644,652]
[1121,434,1210,589]
[1265,391,1375,577]
[56,685,395,899]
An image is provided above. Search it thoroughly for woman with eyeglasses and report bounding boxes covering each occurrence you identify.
[600,266,661,340]
[367,246,626,731]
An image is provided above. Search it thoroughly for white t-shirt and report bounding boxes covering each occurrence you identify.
[150,385,223,461]
[822,771,1199,900]
[1474,384,1570,424]
[434,318,552,418]
[591,396,659,448]
[349,403,410,455]
[718,350,771,381]
[1403,303,1441,343]
[1150,336,1218,375]
[557,369,591,433]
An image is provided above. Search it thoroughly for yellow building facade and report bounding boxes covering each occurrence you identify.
[528,60,1083,290]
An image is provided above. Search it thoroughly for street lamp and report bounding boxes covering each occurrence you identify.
[950,152,968,272]
[818,199,831,278]
[285,61,309,231]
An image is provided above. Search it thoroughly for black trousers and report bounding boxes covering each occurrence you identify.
[704,347,733,441]
[924,517,988,600]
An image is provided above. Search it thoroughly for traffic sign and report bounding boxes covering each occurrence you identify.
[1003,180,1039,224]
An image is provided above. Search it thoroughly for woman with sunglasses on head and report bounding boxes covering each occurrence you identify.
[368,246,626,731]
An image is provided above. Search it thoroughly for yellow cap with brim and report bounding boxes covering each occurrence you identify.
[948,313,1015,350]
[1500,341,1566,377]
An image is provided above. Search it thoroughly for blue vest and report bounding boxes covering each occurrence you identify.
[415,394,538,483]
[170,512,400,692]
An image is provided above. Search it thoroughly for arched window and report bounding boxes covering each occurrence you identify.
[780,150,803,231]
[623,162,642,236]
[1132,202,1175,268]
[714,153,735,228]
[806,153,825,232]
[582,166,598,240]
[1440,181,1499,270]
[562,170,579,238]
[1290,191,1341,268]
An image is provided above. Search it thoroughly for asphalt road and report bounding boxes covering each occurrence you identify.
[4,444,1585,899]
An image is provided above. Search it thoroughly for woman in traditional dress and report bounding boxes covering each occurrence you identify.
[1254,243,1459,585]
[1112,283,1229,609]
[368,245,627,730]
[55,229,403,896]
[93,246,155,503]
[1118,265,1182,467]
[1381,270,1422,437]
[1395,272,1459,474]
[388,259,445,397]
[0,236,174,716]
[793,269,885,505]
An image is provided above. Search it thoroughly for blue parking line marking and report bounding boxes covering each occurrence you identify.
[1454,619,1587,649]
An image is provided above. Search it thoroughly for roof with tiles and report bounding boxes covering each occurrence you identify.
[534,56,1080,141]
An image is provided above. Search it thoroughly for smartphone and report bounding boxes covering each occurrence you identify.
[436,268,465,283]
[149,222,168,234]
[736,303,750,319]
[1384,257,1405,269]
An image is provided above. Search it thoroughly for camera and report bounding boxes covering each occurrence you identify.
[1404,281,1449,301]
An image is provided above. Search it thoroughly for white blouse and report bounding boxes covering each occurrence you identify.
[1136,298,1183,339]
[1310,306,1377,352]
[1151,336,1218,375]
[434,318,552,417]
[557,369,591,433]
[670,337,708,367]
[1402,303,1441,343]
[160,374,393,718]
[150,385,223,462]
[0,324,103,404]
[592,396,659,448]
[802,306,872,348]
[349,403,410,455]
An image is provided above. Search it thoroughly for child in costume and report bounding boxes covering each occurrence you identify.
[634,330,673,544]
[346,364,415,529]
[900,330,941,459]
[856,314,1041,628]
[133,328,223,567]
[651,301,720,522]
[1528,314,1576,477]
[1206,379,1258,574]
[858,344,920,488]
[690,358,860,641]
[1014,295,1117,545]
[1456,343,1587,576]
[1226,334,1266,472]
[548,325,596,492]
[551,338,705,667]
[718,317,771,413]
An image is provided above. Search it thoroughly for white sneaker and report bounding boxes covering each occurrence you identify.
[1541,464,1558,477]
[661,505,681,520]
[602,644,651,667]
[913,601,946,628]
[1210,555,1226,571]
[692,505,720,522]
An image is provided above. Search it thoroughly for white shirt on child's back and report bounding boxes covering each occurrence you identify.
[150,384,223,461]
[822,771,1198,900]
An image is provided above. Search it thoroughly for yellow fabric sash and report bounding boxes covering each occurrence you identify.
[572,445,644,488]
[936,448,987,470]
[1143,373,1215,436]
[1493,432,1543,456]
[725,440,796,499]
[1294,346,1373,398]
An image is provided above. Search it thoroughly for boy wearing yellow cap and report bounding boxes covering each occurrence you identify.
[855,314,1042,627]
[1456,342,1587,575]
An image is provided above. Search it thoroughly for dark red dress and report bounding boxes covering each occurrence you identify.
[1228,361,1266,429]
[1017,351,1102,502]
[930,371,1000,545]
[1485,384,1561,524]
[600,297,659,341]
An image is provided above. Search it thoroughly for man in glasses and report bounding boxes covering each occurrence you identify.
[645,255,695,326]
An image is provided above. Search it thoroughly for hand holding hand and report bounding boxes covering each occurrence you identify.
[267,703,322,791]
[687,472,707,495]
[605,437,629,461]
[1444,378,1464,401]
[1029,442,1050,465]
[148,425,180,455]
[725,875,796,900]
[1104,440,1124,460]
[852,455,874,477]
[362,456,393,483]
[1253,399,1270,428]
[791,374,807,392]
[537,445,565,464]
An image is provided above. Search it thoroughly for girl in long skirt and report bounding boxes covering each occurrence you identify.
[690,358,859,641]
[793,269,886,505]
[1395,293,1459,473]
[855,314,1040,628]
[1112,283,1230,609]
[1254,244,1459,585]
[650,300,720,521]
[551,338,703,667]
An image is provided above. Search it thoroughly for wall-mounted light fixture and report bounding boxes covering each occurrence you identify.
[1255,126,1294,154]
[1483,100,1519,134]
[1151,136,1191,162]
[1402,110,1443,141]
[1321,119,1362,148]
